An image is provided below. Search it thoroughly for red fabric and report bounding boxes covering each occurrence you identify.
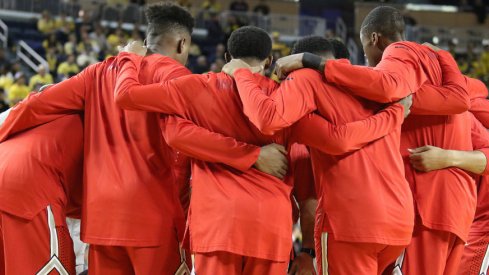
[399,223,465,275]
[230,67,413,245]
[194,251,288,275]
[0,54,259,247]
[325,42,476,241]
[458,232,489,275]
[471,98,489,129]
[0,115,83,220]
[113,53,407,260]
[89,240,188,275]
[289,144,316,203]
[320,233,405,275]
[0,204,75,275]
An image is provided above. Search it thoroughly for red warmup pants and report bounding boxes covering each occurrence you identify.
[392,224,464,275]
[88,234,190,275]
[194,251,288,275]
[316,233,405,275]
[0,205,75,275]
[458,231,489,275]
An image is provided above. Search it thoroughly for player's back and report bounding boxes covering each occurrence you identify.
[0,115,83,220]
[398,41,476,240]
[287,68,413,245]
[166,71,294,262]
[76,55,185,246]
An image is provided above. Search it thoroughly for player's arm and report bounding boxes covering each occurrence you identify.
[289,145,316,275]
[230,67,318,135]
[290,98,410,155]
[470,98,489,128]
[411,51,470,115]
[114,52,194,115]
[0,66,90,141]
[275,45,423,103]
[409,114,489,175]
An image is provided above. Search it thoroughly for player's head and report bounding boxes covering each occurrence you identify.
[291,36,334,59]
[144,2,194,65]
[360,6,405,66]
[226,26,273,70]
[328,38,350,59]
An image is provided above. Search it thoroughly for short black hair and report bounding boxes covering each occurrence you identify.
[227,26,272,60]
[291,36,334,57]
[328,38,349,59]
[360,6,405,40]
[145,2,194,40]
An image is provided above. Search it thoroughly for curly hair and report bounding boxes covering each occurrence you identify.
[227,26,272,60]
[291,36,334,57]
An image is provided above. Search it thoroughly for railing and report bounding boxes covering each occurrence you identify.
[0,19,7,48]
[17,40,48,72]
[218,10,326,37]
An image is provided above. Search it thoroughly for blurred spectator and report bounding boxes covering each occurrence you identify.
[77,50,99,68]
[230,0,249,12]
[107,27,128,49]
[189,43,202,57]
[64,33,79,56]
[45,47,58,75]
[253,0,270,15]
[271,32,290,57]
[209,43,226,63]
[58,55,80,78]
[78,30,101,54]
[202,0,222,13]
[29,65,53,90]
[204,12,225,46]
[90,23,109,53]
[0,65,14,91]
[193,55,210,74]
[129,28,143,43]
[7,73,30,107]
[0,89,9,112]
[210,58,225,73]
[37,10,56,35]
[224,15,242,41]
[43,33,63,53]
[55,12,75,35]
[79,12,95,33]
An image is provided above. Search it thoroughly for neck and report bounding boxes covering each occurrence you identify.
[238,57,264,67]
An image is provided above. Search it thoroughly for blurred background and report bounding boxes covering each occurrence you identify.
[0,0,487,110]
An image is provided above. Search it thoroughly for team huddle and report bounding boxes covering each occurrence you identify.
[0,2,488,275]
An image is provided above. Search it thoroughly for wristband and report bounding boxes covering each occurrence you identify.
[300,247,316,258]
[302,53,323,71]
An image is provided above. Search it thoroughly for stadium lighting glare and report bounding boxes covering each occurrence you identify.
[432,36,440,44]
[406,4,458,13]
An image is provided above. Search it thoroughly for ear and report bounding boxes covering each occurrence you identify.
[224,52,231,63]
[177,37,187,54]
[371,32,379,47]
[264,55,273,69]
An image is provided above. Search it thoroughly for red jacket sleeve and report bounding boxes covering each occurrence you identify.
[289,103,405,155]
[411,51,470,115]
[0,64,92,142]
[471,98,489,128]
[468,76,488,100]
[324,43,424,103]
[115,53,204,116]
[233,68,318,135]
[470,113,489,175]
[290,144,316,203]
[161,116,260,172]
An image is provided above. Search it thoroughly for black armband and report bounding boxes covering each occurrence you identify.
[302,53,324,72]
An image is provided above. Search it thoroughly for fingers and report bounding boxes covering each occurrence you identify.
[408,145,431,154]
[287,262,298,275]
[271,143,287,155]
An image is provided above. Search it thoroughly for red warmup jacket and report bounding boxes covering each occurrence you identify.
[469,88,489,235]
[323,42,479,241]
[0,115,83,220]
[0,54,272,247]
[113,52,407,260]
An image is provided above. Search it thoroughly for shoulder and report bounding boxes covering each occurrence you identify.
[284,68,324,84]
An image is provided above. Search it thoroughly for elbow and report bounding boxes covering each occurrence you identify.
[114,91,132,109]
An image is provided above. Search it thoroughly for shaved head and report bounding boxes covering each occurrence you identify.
[360,6,405,41]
